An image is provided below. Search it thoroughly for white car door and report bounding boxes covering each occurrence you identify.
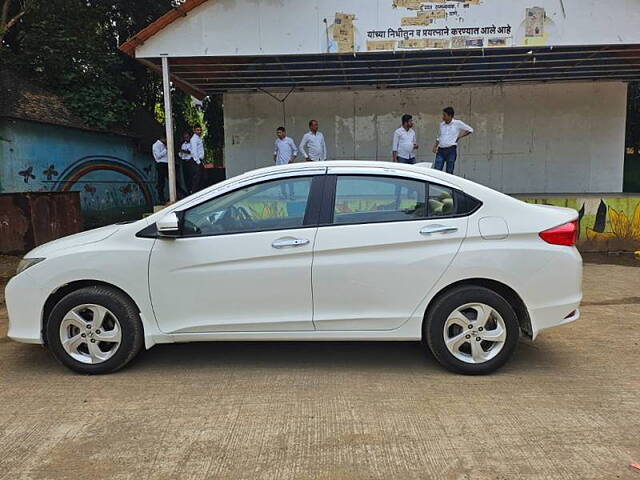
[312,171,477,331]
[148,174,323,334]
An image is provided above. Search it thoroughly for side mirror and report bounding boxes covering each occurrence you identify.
[156,212,181,238]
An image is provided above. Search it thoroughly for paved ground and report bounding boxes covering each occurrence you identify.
[0,254,639,480]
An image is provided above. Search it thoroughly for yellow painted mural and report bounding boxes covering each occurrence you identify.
[520,196,640,252]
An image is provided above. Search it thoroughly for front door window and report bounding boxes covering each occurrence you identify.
[182,177,313,236]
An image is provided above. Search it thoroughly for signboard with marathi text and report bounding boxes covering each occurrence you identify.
[135,0,640,58]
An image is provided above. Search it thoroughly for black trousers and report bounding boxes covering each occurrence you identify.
[185,160,203,194]
[156,162,168,202]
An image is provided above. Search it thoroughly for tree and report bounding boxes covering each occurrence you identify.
[0,0,31,45]
[1,0,177,129]
[203,95,225,167]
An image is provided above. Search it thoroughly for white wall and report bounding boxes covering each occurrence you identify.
[223,81,627,194]
[136,0,640,58]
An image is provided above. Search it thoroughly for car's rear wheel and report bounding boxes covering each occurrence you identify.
[424,286,520,375]
[46,286,144,374]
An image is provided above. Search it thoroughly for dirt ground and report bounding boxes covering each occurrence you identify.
[0,254,639,480]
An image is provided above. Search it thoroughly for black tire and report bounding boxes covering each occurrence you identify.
[46,286,144,374]
[424,286,520,375]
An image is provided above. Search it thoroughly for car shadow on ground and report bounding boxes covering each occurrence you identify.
[3,337,572,377]
[139,339,570,373]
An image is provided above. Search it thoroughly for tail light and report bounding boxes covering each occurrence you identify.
[539,220,578,247]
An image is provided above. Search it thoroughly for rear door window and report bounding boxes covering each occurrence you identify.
[428,184,456,217]
[330,175,481,226]
[332,176,427,225]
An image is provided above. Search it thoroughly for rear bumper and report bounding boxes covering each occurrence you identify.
[525,246,582,340]
[529,303,581,340]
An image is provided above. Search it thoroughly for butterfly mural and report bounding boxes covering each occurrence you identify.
[18,167,36,183]
[43,165,59,180]
[84,184,97,195]
[119,184,133,195]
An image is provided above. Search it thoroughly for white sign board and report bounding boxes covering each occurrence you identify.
[136,0,640,58]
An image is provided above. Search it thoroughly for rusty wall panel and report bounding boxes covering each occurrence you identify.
[29,194,83,247]
[0,193,82,255]
[0,196,30,253]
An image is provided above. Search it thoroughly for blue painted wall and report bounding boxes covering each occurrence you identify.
[0,118,157,228]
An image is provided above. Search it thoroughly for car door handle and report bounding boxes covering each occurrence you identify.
[420,225,459,235]
[271,238,310,249]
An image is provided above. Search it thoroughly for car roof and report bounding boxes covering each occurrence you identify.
[236,161,461,186]
[231,161,517,210]
[246,160,432,174]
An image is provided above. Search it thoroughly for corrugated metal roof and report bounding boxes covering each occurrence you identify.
[145,44,640,95]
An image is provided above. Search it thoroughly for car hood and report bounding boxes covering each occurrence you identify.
[26,224,121,257]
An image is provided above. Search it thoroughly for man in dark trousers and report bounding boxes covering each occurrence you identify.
[189,126,205,193]
[432,107,474,174]
[152,137,168,203]
[179,131,196,194]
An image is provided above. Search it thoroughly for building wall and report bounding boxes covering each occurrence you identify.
[0,119,157,228]
[136,0,640,58]
[224,81,627,194]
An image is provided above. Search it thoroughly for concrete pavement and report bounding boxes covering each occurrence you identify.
[0,255,639,479]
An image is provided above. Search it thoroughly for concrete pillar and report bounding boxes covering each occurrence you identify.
[161,55,177,204]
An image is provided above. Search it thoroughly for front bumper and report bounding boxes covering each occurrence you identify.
[5,272,45,344]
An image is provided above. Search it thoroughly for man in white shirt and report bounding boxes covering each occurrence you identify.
[299,120,327,162]
[274,126,298,199]
[152,137,168,202]
[432,107,474,174]
[392,114,419,164]
[189,126,205,193]
[274,126,298,165]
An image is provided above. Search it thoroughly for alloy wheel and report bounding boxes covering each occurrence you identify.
[59,304,122,364]
[443,303,507,364]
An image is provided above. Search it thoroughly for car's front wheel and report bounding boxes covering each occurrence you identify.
[46,286,144,374]
[424,286,520,375]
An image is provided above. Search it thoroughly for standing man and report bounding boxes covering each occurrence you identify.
[433,107,474,174]
[274,126,298,165]
[274,126,298,199]
[392,114,418,164]
[190,125,205,193]
[178,132,193,193]
[299,120,327,162]
[152,137,168,203]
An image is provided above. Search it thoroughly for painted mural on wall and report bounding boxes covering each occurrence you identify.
[521,196,640,252]
[50,156,153,228]
[11,156,154,229]
[1,118,158,229]
[0,118,155,232]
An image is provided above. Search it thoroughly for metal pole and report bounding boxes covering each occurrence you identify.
[161,55,177,204]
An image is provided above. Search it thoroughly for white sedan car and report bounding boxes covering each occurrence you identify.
[6,161,582,375]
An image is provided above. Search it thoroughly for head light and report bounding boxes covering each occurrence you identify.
[16,257,45,275]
